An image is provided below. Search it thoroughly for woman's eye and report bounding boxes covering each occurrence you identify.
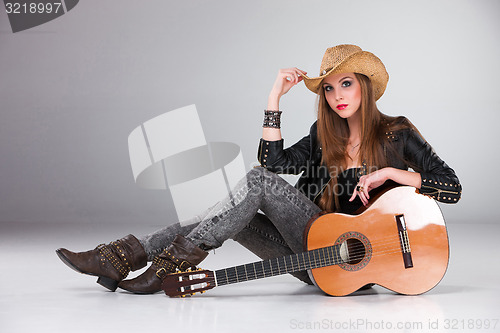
[342,81,352,87]
[324,85,332,92]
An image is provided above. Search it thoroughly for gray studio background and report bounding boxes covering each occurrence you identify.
[1,0,498,227]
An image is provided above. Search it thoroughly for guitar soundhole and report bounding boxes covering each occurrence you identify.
[335,232,372,272]
[345,238,365,265]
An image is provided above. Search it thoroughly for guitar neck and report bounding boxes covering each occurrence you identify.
[214,244,343,286]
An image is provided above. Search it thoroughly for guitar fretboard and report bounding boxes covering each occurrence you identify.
[215,244,343,286]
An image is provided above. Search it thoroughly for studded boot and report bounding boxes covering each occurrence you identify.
[118,234,208,294]
[56,234,147,291]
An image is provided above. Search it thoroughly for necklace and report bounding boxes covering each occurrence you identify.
[349,142,360,152]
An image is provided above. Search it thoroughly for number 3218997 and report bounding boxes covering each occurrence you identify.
[5,2,63,14]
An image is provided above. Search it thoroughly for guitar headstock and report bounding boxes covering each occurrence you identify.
[161,268,216,297]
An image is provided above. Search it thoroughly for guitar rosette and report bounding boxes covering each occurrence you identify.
[335,231,372,271]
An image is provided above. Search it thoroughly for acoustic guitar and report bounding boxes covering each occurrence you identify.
[162,186,449,297]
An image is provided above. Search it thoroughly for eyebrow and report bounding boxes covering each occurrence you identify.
[323,76,353,86]
[339,76,353,82]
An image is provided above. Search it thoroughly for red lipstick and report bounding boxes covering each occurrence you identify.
[337,104,348,110]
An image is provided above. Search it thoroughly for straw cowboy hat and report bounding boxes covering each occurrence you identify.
[302,44,389,100]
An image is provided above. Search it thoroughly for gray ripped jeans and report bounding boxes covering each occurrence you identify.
[138,167,322,284]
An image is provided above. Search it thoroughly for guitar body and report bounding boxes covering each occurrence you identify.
[305,186,449,296]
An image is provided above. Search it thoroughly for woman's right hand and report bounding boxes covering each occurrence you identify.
[269,68,307,101]
[264,68,306,140]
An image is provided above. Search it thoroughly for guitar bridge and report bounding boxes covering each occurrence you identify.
[395,214,413,269]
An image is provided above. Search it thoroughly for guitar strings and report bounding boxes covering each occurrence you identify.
[220,241,403,278]
[216,222,432,283]
[217,238,418,284]
[331,235,409,256]
[174,234,427,291]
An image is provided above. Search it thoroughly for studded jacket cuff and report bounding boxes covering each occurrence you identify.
[418,172,462,203]
[257,138,284,169]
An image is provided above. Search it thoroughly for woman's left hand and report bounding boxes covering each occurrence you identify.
[349,168,390,206]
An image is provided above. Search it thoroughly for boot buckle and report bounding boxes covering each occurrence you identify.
[178,260,191,271]
[156,268,167,279]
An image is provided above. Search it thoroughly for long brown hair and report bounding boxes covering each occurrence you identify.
[317,73,411,212]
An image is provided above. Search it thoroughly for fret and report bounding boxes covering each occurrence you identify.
[269,257,276,276]
[321,247,327,267]
[279,257,284,275]
[236,265,247,282]
[252,262,258,280]
[322,247,328,267]
[267,259,276,276]
[244,263,249,281]
[262,259,272,277]
[328,246,334,265]
[253,261,263,279]
[307,250,313,269]
[283,255,288,272]
[332,244,338,265]
[275,257,281,275]
[330,246,336,264]
[226,267,237,284]
[317,248,322,268]
[269,258,276,276]
[215,269,227,286]
[292,253,299,272]
[306,251,312,270]
[291,254,296,271]
[245,263,256,281]
[289,255,294,271]
[312,248,319,269]
[334,245,341,265]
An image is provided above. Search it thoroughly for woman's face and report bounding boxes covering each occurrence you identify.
[322,72,362,119]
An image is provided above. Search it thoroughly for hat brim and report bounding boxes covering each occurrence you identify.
[302,51,389,101]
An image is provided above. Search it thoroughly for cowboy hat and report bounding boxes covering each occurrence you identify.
[302,44,389,100]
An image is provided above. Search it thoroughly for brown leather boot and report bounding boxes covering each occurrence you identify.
[118,235,208,294]
[56,234,147,291]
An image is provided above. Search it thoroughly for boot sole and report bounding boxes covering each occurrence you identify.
[56,249,119,291]
[118,287,161,294]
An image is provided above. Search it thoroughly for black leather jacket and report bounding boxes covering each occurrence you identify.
[257,121,461,206]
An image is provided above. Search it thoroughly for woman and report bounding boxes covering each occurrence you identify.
[56,44,461,294]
